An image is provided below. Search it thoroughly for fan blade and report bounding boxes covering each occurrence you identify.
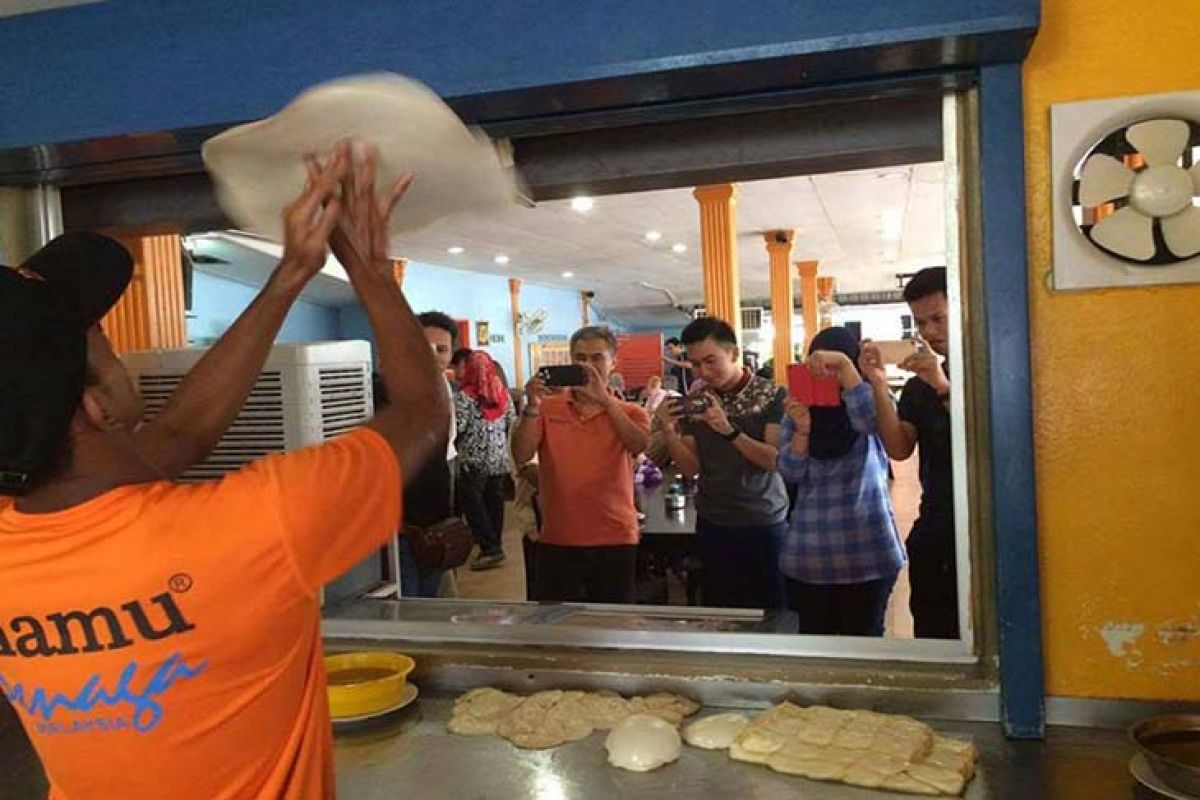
[1090,206,1156,260]
[1191,162,1200,193]
[1126,119,1190,167]
[1162,205,1200,259]
[1078,154,1135,206]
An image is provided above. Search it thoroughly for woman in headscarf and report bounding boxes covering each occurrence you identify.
[454,351,516,570]
[775,327,905,636]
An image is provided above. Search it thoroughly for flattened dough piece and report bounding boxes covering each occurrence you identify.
[882,772,943,796]
[581,692,631,730]
[729,726,789,764]
[905,763,967,796]
[448,688,522,735]
[627,693,700,726]
[682,712,750,750]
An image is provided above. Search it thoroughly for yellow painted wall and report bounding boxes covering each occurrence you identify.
[1024,0,1200,699]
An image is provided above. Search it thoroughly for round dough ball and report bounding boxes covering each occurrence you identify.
[683,712,751,750]
[605,713,682,772]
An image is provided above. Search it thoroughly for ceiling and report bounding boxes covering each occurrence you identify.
[394,161,946,309]
[0,0,98,18]
[190,161,946,322]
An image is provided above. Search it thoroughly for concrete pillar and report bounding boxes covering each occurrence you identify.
[764,230,795,386]
[693,183,741,340]
[508,277,524,386]
[796,260,819,354]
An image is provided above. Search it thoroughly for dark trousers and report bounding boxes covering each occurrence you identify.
[785,573,897,637]
[534,543,637,604]
[458,470,506,556]
[907,526,960,639]
[522,493,544,600]
[694,518,787,610]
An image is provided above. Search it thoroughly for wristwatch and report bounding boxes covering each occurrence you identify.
[721,425,742,442]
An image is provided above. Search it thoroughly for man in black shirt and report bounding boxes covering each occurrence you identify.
[860,268,959,639]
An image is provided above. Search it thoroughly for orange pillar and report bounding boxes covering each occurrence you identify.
[796,260,819,354]
[764,231,795,386]
[581,291,590,326]
[693,184,741,340]
[509,277,524,386]
[101,234,187,354]
[817,276,837,331]
[392,258,407,287]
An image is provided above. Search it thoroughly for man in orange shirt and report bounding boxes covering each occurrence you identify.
[0,145,449,799]
[511,326,650,604]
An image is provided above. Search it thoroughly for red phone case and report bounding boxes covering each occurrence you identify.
[787,363,842,407]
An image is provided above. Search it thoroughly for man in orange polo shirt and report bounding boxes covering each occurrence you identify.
[511,326,650,603]
[0,145,449,799]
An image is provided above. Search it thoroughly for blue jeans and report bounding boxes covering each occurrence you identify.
[399,538,444,598]
[695,518,787,610]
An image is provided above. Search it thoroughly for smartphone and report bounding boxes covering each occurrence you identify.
[875,339,919,365]
[668,394,711,417]
[787,363,842,407]
[538,364,587,387]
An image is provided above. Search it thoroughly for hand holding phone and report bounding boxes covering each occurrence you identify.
[537,364,587,387]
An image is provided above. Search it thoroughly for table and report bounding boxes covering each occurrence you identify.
[635,482,701,605]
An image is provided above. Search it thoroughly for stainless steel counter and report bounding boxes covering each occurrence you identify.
[335,696,1141,800]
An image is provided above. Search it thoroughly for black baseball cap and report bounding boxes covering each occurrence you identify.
[0,233,133,495]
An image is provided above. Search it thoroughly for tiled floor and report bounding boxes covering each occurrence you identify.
[456,456,924,640]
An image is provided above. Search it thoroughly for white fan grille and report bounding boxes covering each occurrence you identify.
[319,367,370,439]
[138,371,288,481]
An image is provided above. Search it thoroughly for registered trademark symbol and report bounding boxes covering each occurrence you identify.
[168,573,193,593]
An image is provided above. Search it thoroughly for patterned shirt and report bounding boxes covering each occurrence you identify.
[776,381,905,585]
[682,371,789,526]
[454,391,515,476]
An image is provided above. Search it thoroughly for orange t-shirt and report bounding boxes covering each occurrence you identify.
[534,394,650,547]
[0,428,401,800]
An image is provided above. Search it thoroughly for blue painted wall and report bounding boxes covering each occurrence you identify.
[0,0,1037,149]
[337,261,613,385]
[187,270,339,345]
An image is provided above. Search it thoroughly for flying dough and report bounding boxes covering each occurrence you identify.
[202,73,521,249]
[605,714,682,772]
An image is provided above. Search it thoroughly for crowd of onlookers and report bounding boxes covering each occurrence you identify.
[393,266,959,640]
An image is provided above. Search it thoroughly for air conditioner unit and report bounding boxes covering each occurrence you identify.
[691,306,767,332]
[122,341,373,481]
[741,306,766,332]
[122,341,377,605]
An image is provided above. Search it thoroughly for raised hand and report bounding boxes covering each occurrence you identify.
[858,340,888,387]
[306,142,413,282]
[277,147,347,286]
[784,398,812,436]
[523,375,550,412]
[700,392,735,436]
[575,364,612,405]
[899,344,950,396]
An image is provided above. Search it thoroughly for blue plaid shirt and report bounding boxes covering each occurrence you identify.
[776,382,906,585]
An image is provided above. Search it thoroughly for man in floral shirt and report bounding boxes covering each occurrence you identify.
[656,317,788,610]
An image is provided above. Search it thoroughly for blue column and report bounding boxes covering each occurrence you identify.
[978,62,1045,738]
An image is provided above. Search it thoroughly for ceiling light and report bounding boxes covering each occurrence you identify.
[645,230,662,242]
[561,271,575,279]
[447,246,464,254]
[494,254,510,265]
[571,196,594,212]
[671,243,687,254]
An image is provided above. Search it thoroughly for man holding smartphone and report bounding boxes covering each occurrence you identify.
[511,326,650,603]
[655,317,788,610]
[860,267,959,639]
